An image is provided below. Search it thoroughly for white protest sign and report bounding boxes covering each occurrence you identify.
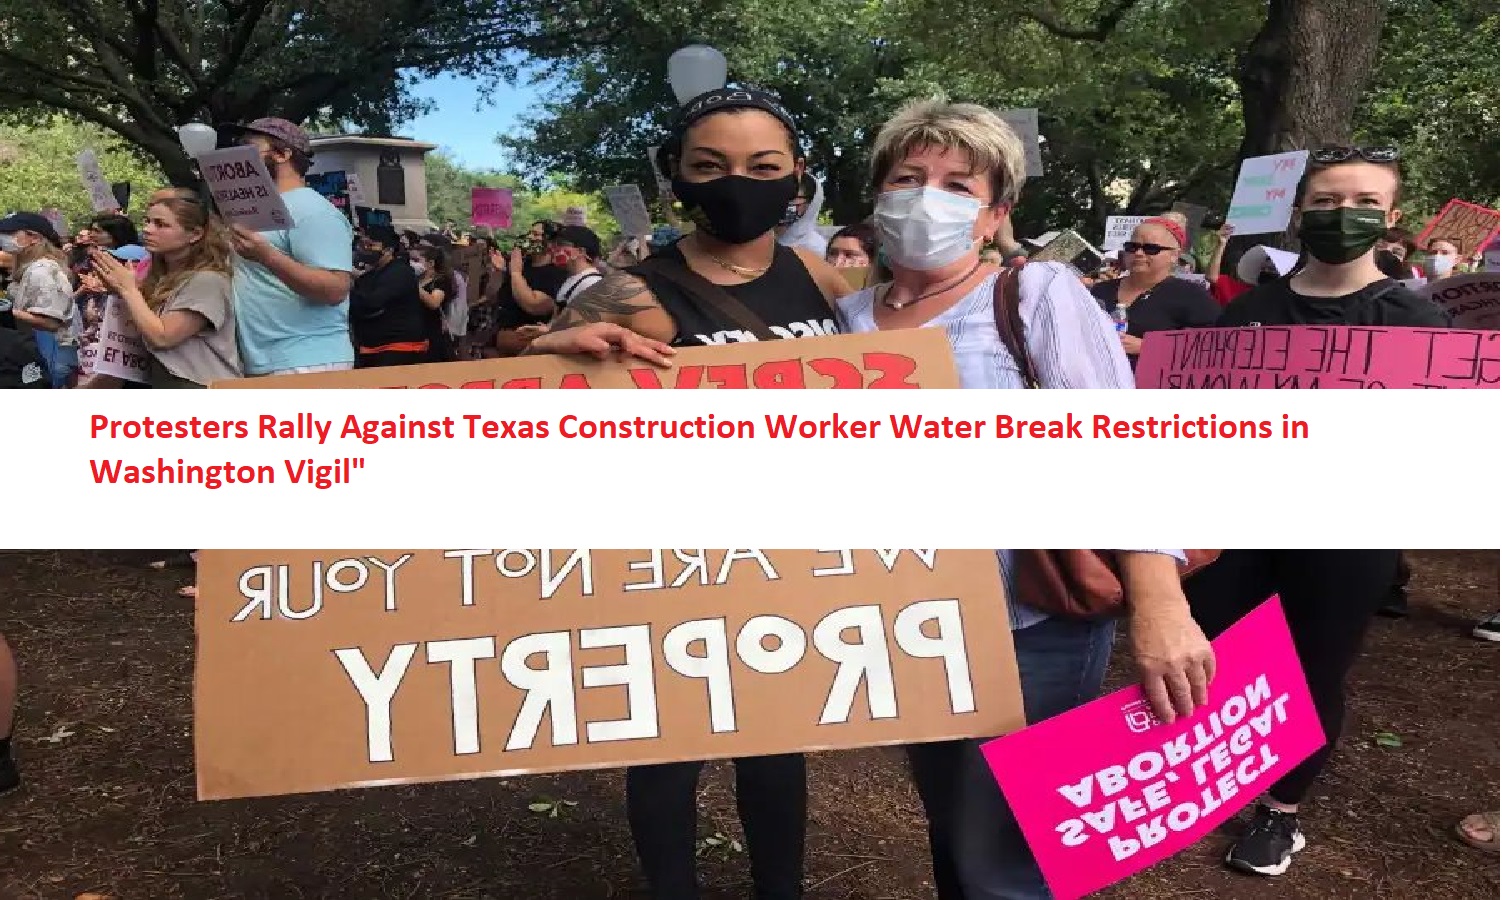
[1102,216,1148,253]
[603,185,653,237]
[562,206,587,227]
[76,149,119,212]
[93,297,151,383]
[40,207,68,241]
[195,145,295,232]
[1226,150,1309,236]
[997,109,1043,178]
[346,173,368,207]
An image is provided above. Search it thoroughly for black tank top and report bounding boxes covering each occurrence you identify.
[631,241,839,347]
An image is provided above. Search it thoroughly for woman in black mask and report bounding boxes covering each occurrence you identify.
[1217,147,1447,328]
[527,88,849,363]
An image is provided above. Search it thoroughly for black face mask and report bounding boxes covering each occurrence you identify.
[354,249,384,271]
[671,173,799,245]
[1297,207,1388,264]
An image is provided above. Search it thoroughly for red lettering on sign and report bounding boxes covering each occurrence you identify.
[752,359,807,388]
[863,352,922,388]
[807,357,865,388]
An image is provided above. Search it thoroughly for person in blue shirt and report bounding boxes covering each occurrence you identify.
[218,117,354,376]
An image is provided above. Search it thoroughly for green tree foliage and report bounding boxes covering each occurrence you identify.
[0,117,166,230]
[0,0,617,185]
[424,151,619,238]
[1356,0,1500,219]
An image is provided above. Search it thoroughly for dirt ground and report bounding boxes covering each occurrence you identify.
[0,550,1496,900]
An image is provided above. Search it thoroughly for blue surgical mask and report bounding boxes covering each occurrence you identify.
[873,188,982,271]
[0,234,18,253]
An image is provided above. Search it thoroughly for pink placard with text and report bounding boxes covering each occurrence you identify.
[1136,326,1498,389]
[982,599,1325,900]
[471,187,513,229]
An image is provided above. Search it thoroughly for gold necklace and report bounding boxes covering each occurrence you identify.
[697,236,770,278]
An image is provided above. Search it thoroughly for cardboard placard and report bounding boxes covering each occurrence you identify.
[195,549,1023,800]
[210,329,959,390]
[1416,199,1500,260]
[562,206,587,227]
[646,147,673,199]
[471,187,514,229]
[1225,151,1309,236]
[1102,216,1148,253]
[40,207,68,241]
[1426,273,1499,331]
[196,146,295,232]
[1136,326,1498,389]
[91,297,151,383]
[997,109,1043,178]
[983,598,1325,900]
[604,184,653,237]
[76,149,120,212]
[1031,230,1101,274]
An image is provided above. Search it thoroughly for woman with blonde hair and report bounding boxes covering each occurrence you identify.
[89,193,242,388]
[0,213,76,386]
[838,97,1214,900]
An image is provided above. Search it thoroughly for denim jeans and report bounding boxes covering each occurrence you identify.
[907,615,1116,900]
[34,329,77,388]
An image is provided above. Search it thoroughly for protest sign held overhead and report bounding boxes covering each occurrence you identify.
[1031,230,1101,274]
[562,206,587,227]
[194,548,1023,800]
[983,599,1325,900]
[306,171,352,217]
[604,184,653,237]
[1426,273,1499,331]
[76,149,120,212]
[471,187,513,229]
[1136,326,1499,389]
[1226,151,1309,235]
[195,145,294,232]
[210,329,958,391]
[1416,199,1500,259]
[1102,216,1147,253]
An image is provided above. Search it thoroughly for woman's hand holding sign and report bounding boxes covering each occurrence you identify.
[1118,552,1216,724]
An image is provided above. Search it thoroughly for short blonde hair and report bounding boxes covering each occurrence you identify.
[870,98,1027,209]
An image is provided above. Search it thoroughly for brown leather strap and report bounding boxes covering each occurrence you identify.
[634,256,778,341]
[991,266,1040,388]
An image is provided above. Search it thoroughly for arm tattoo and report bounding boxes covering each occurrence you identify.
[548,271,653,329]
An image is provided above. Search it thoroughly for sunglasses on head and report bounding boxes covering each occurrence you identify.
[1122,242,1173,256]
[1312,145,1400,165]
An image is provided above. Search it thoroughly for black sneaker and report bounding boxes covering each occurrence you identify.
[1225,804,1305,876]
[1474,613,1500,642]
[0,753,17,795]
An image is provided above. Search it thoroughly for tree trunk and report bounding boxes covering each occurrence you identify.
[1233,0,1386,251]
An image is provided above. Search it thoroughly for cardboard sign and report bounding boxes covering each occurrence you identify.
[563,206,587,227]
[997,109,1043,178]
[346,173,368,208]
[1102,216,1148,253]
[91,297,151,383]
[1226,151,1309,236]
[194,549,1023,800]
[1031,230,1101,274]
[604,185,653,237]
[196,145,294,232]
[1426,273,1500,330]
[1136,326,1498,389]
[471,187,513,229]
[983,598,1325,900]
[1416,199,1500,260]
[76,149,119,212]
[210,329,959,390]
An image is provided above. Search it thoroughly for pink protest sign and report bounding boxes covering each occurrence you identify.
[470,188,513,229]
[982,599,1324,900]
[1136,326,1499,389]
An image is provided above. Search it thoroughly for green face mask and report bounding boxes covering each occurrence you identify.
[1297,207,1388,264]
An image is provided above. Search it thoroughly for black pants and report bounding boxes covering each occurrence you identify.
[354,349,429,368]
[626,754,806,900]
[1184,550,1401,805]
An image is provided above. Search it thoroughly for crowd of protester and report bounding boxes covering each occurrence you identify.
[0,95,1497,896]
